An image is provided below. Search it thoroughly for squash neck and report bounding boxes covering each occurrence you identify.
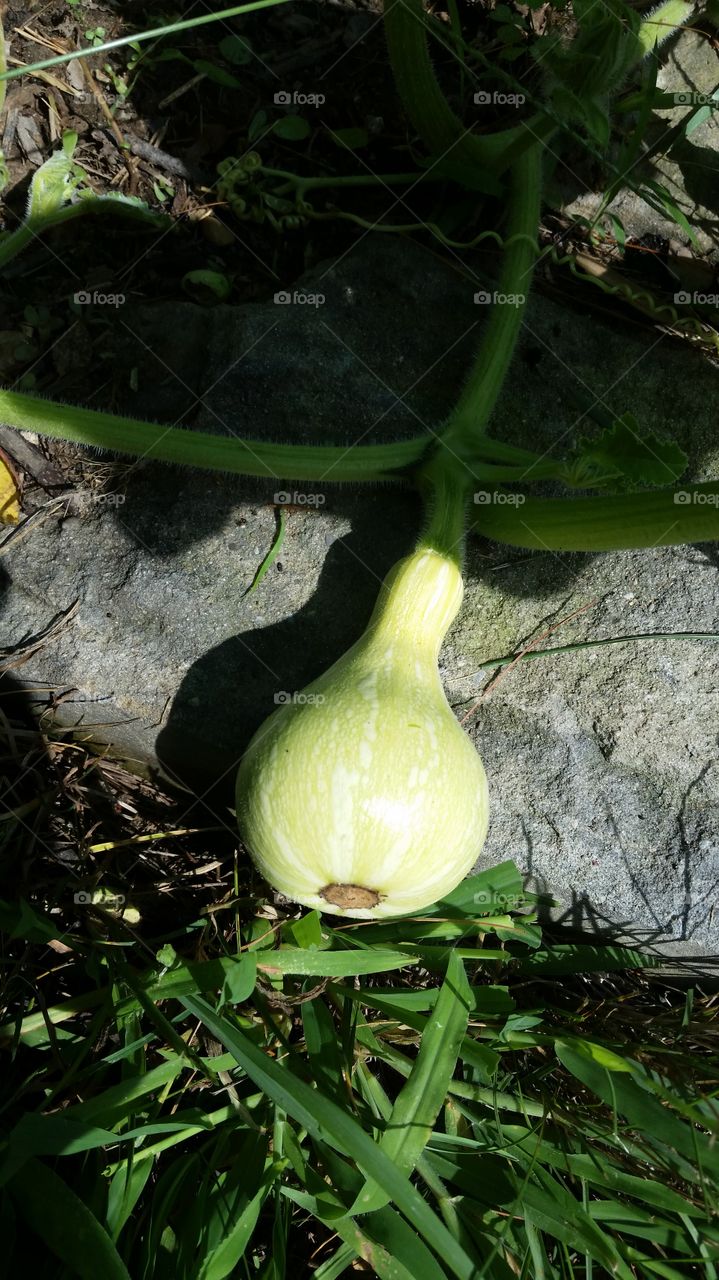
[363,549,464,659]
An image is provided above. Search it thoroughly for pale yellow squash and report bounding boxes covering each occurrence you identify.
[236,548,489,918]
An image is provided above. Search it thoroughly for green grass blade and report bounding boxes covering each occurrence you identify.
[556,1040,719,1185]
[257,948,420,978]
[7,1157,132,1279]
[522,1184,634,1279]
[0,1114,118,1183]
[0,1,292,84]
[61,1057,185,1127]
[302,998,346,1105]
[498,1126,708,1215]
[197,1161,277,1280]
[313,1241,360,1280]
[326,1209,448,1280]
[351,952,472,1214]
[245,507,288,596]
[346,987,499,1081]
[106,1157,155,1239]
[514,945,669,976]
[181,994,479,1280]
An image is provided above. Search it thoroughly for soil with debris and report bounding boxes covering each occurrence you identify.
[2,1,716,403]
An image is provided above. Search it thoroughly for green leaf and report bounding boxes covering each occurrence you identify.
[351,951,472,1214]
[194,1141,277,1280]
[194,59,243,88]
[258,947,419,978]
[182,269,232,303]
[248,109,268,141]
[514,942,666,975]
[344,987,499,1081]
[320,1208,447,1280]
[357,985,513,1016]
[521,1180,635,1279]
[329,126,370,149]
[26,150,74,221]
[272,115,311,141]
[61,1056,185,1129]
[182,994,479,1280]
[219,954,257,1005]
[571,414,687,488]
[7,1158,132,1280]
[218,33,253,65]
[643,178,698,243]
[288,910,323,949]
[568,1039,634,1072]
[0,897,73,944]
[430,859,525,918]
[106,1159,155,1237]
[156,942,178,968]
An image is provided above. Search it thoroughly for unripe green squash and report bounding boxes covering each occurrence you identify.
[236,548,489,918]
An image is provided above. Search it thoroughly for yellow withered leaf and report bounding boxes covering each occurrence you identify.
[0,447,22,525]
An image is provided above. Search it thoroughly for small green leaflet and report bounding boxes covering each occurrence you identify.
[329,127,370,150]
[219,33,253,65]
[273,115,311,142]
[569,414,687,488]
[26,149,74,221]
[245,506,287,595]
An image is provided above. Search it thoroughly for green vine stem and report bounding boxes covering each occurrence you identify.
[0,200,167,271]
[471,484,719,550]
[0,393,546,486]
[382,0,555,174]
[438,145,541,462]
[637,0,696,53]
[382,0,694,181]
[411,146,541,567]
[0,390,428,483]
[417,460,471,566]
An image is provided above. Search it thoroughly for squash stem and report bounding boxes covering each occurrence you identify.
[0,389,428,483]
[438,145,542,460]
[416,456,471,567]
[471,483,719,550]
[382,0,555,175]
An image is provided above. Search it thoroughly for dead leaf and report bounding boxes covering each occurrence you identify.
[0,446,21,524]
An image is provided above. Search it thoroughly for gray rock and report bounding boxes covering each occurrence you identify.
[2,234,718,961]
